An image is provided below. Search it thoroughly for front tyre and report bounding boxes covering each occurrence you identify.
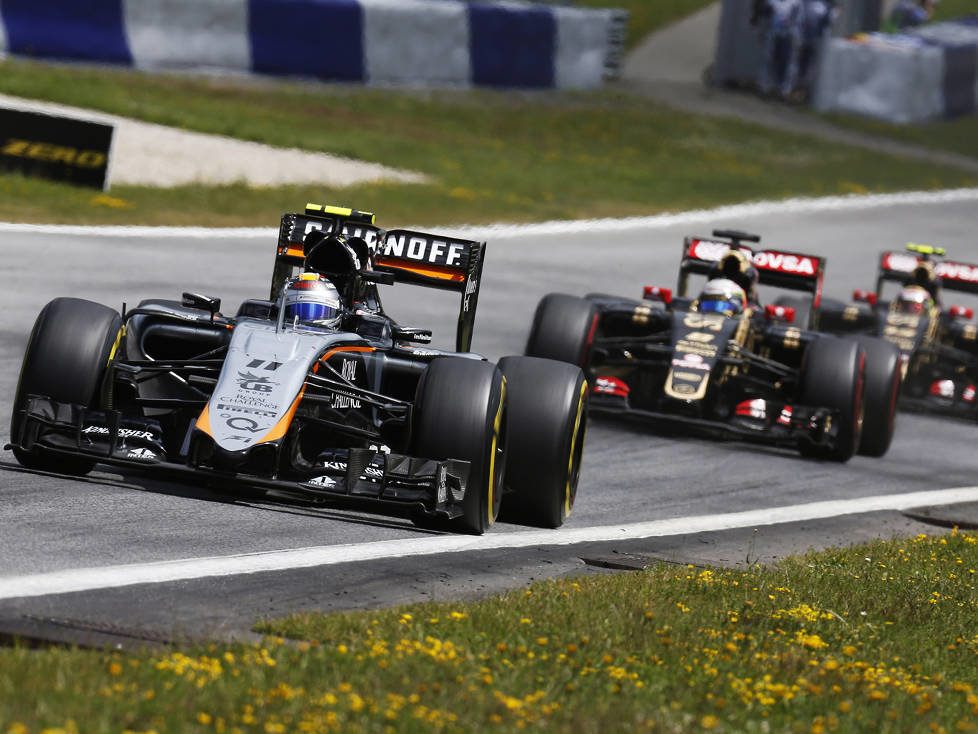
[497,356,587,528]
[412,358,507,535]
[854,337,901,457]
[525,293,598,369]
[799,337,864,462]
[10,298,123,475]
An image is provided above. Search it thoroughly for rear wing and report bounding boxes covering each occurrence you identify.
[373,229,486,353]
[876,250,978,297]
[678,235,826,307]
[271,205,486,352]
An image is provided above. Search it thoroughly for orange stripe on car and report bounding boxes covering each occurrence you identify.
[195,403,213,435]
[196,346,376,443]
[374,257,465,282]
[255,389,304,444]
[256,345,377,444]
[317,345,375,366]
[278,245,305,258]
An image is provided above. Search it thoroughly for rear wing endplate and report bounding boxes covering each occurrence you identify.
[271,206,486,352]
[374,230,487,354]
[876,251,978,297]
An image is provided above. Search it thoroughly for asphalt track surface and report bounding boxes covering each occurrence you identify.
[1,192,977,644]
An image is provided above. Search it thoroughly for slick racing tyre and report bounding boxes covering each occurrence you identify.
[497,356,587,529]
[799,337,864,462]
[854,336,901,457]
[525,293,598,369]
[10,298,123,475]
[412,357,507,535]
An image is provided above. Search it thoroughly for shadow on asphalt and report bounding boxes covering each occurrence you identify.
[0,459,448,536]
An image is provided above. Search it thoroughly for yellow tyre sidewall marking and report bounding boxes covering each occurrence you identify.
[564,380,588,518]
[487,379,506,526]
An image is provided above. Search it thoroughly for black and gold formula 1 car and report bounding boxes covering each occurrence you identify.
[814,243,978,420]
[525,229,901,462]
[7,204,588,534]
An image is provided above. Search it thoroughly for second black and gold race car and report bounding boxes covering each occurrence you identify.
[815,243,978,420]
[525,229,901,461]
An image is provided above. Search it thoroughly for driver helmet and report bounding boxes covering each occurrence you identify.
[283,273,343,328]
[896,284,934,314]
[698,278,747,317]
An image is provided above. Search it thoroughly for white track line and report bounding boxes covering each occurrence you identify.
[0,188,976,240]
[2,486,977,600]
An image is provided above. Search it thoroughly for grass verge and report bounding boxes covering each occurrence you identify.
[2,530,977,732]
[0,58,976,228]
[819,113,978,163]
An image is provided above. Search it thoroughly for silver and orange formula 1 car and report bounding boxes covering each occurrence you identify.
[525,229,901,462]
[815,243,978,420]
[7,204,588,534]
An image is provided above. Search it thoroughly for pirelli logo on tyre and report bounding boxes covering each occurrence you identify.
[0,108,113,190]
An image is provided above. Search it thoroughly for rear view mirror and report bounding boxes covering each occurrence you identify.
[643,286,672,305]
[392,326,432,344]
[852,289,877,306]
[765,304,795,323]
[182,292,221,315]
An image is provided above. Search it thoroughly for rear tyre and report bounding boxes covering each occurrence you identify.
[497,356,587,528]
[525,293,598,369]
[854,337,901,457]
[412,358,506,535]
[798,337,864,462]
[10,298,122,475]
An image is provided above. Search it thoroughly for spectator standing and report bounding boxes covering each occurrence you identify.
[755,0,805,100]
[797,0,836,98]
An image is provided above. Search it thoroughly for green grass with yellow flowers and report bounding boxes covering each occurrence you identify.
[2,530,977,733]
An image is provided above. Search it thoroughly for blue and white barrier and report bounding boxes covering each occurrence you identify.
[0,0,627,89]
[813,17,978,123]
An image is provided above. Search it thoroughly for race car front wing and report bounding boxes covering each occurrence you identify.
[588,392,842,451]
[8,396,471,521]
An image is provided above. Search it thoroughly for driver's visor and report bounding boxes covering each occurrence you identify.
[287,302,339,323]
